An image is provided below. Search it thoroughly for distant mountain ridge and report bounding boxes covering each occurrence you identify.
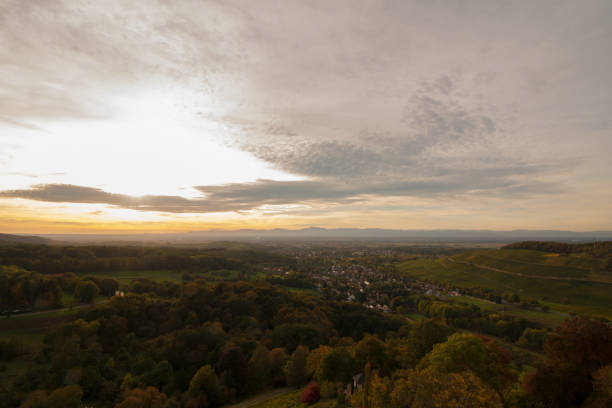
[27,228,612,244]
[0,233,51,245]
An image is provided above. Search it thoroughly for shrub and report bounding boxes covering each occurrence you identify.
[301,382,321,404]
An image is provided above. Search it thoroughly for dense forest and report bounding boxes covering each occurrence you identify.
[0,243,611,407]
[0,245,292,275]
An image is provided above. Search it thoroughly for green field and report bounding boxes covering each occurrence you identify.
[400,252,612,319]
[450,296,568,328]
[0,326,48,386]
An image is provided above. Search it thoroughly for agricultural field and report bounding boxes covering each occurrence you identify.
[450,296,569,328]
[452,249,607,279]
[399,251,612,319]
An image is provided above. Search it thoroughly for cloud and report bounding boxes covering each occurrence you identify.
[0,166,561,214]
[0,0,240,123]
[1,0,610,228]
[242,75,511,183]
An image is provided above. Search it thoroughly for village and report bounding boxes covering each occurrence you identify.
[272,250,463,314]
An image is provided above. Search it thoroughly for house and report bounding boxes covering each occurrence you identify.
[346,372,365,397]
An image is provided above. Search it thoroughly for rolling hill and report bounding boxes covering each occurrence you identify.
[0,234,51,245]
[400,245,612,319]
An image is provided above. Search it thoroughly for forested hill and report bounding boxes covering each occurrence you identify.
[0,234,50,245]
[0,244,292,275]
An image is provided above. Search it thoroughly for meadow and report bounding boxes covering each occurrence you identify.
[450,295,569,328]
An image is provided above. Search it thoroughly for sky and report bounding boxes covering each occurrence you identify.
[1,0,611,233]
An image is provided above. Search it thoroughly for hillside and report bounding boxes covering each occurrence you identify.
[0,233,51,245]
[400,246,612,318]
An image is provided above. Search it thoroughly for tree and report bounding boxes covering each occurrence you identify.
[19,390,48,408]
[285,345,309,387]
[524,316,612,407]
[139,360,173,390]
[98,277,119,296]
[355,370,392,408]
[354,335,388,371]
[391,369,503,408]
[582,362,612,408]
[363,362,372,408]
[516,328,548,351]
[74,280,99,303]
[320,347,357,383]
[188,365,221,406]
[246,343,271,393]
[301,382,321,404]
[217,346,248,393]
[405,319,453,366]
[306,345,331,380]
[544,316,612,372]
[269,347,289,386]
[46,385,83,408]
[115,387,167,408]
[390,378,412,408]
[418,333,504,390]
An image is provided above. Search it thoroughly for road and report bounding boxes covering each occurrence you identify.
[4,298,110,319]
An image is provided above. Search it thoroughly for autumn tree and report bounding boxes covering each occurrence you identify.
[285,345,309,387]
[19,390,49,408]
[405,319,453,366]
[217,346,248,394]
[74,280,99,303]
[524,316,612,407]
[354,335,388,371]
[418,333,507,391]
[269,347,289,386]
[391,369,503,408]
[46,385,83,408]
[582,362,612,408]
[98,277,119,296]
[516,327,548,351]
[188,365,221,406]
[307,345,331,380]
[246,343,271,393]
[320,347,358,383]
[115,387,167,408]
[138,360,173,390]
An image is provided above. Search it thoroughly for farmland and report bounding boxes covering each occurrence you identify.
[399,249,612,319]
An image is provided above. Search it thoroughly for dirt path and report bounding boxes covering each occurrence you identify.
[448,258,612,284]
[223,387,294,408]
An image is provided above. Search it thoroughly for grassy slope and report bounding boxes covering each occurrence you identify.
[78,269,184,286]
[451,295,568,328]
[452,249,606,279]
[400,250,612,319]
[225,388,297,408]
